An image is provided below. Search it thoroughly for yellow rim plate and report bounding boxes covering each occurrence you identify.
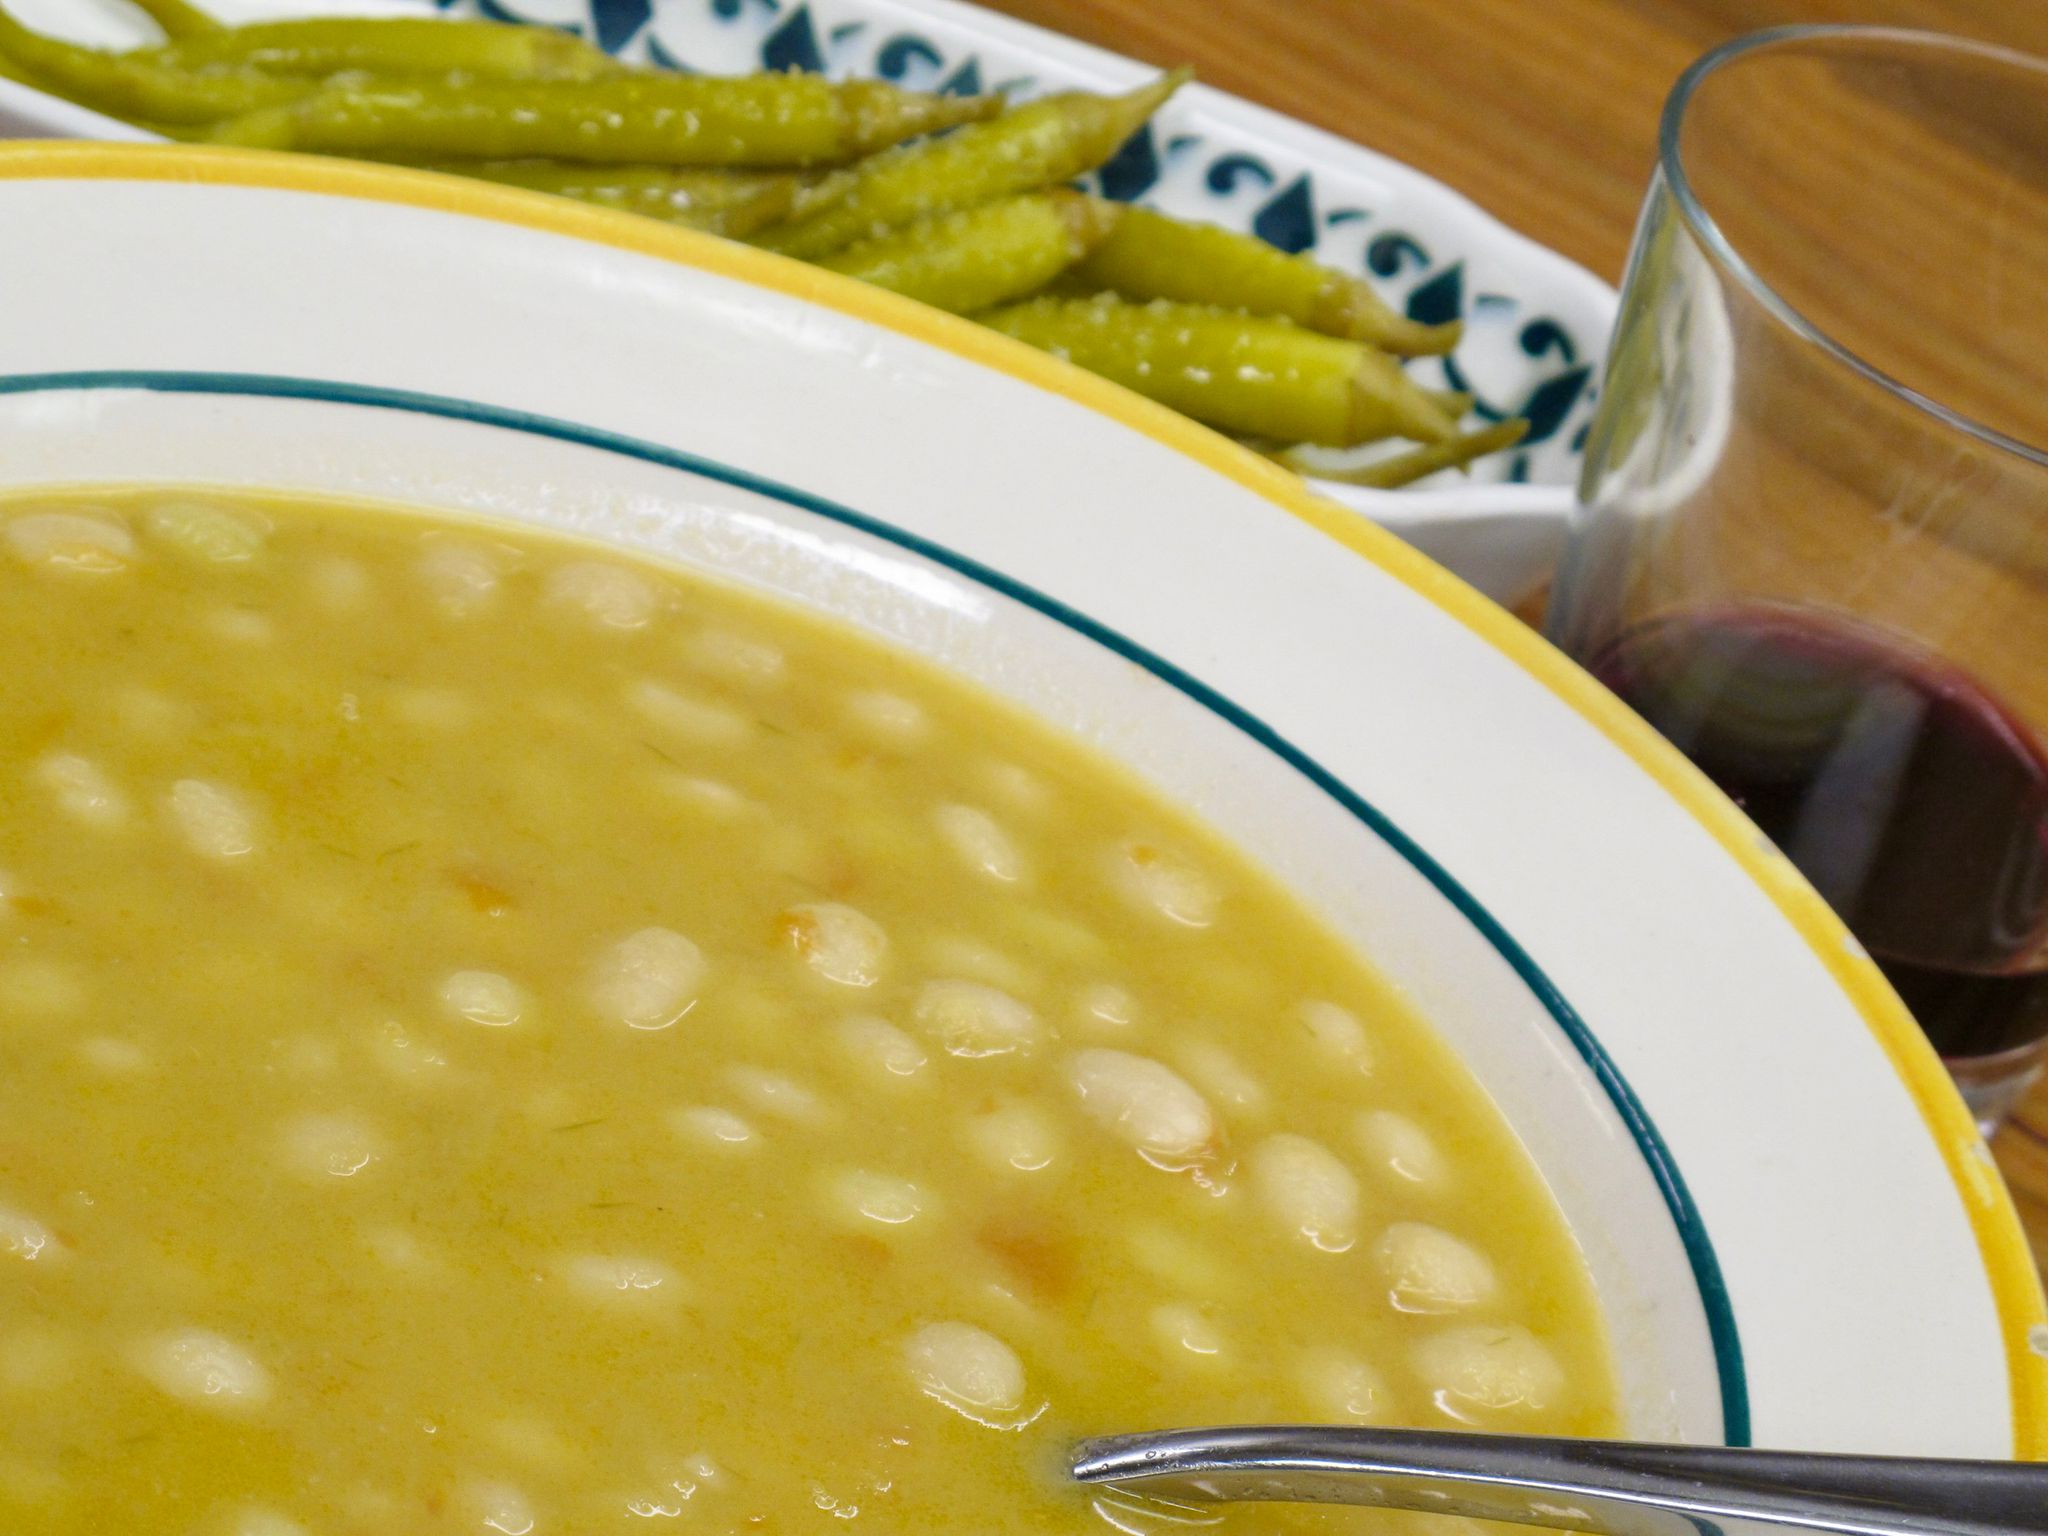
[1,138,2041,1452]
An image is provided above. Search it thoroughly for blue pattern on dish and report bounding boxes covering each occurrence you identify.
[436,0,1600,485]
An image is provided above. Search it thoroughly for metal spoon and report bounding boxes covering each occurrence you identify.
[1070,1424,2048,1536]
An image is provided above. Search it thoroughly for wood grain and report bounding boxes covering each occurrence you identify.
[979,0,2048,1276]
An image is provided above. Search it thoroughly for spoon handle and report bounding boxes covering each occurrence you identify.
[1069,1425,2048,1536]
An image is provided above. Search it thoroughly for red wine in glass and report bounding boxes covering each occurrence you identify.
[1590,605,2048,1064]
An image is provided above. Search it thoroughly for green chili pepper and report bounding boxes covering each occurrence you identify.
[979,295,1458,447]
[818,190,1117,314]
[435,161,804,237]
[1279,417,1530,487]
[0,3,304,124]
[207,73,1002,166]
[756,70,1190,261]
[126,0,221,38]
[149,17,617,82]
[1069,200,1463,356]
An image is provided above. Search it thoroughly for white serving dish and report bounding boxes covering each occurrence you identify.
[0,142,2040,1458]
[0,0,1607,605]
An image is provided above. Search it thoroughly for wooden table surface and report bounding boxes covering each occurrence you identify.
[982,0,2048,1275]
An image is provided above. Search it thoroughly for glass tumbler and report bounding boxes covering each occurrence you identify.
[1549,27,2048,1131]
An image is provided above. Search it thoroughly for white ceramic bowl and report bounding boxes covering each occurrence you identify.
[0,141,2041,1457]
[0,0,1610,605]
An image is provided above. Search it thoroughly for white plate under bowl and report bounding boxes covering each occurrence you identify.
[0,142,2040,1459]
[0,0,1604,604]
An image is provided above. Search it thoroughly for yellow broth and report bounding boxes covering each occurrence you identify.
[0,489,1616,1534]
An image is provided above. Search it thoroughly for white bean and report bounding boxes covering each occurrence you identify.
[833,1014,927,1083]
[933,803,1026,883]
[1376,1222,1498,1313]
[725,1066,826,1124]
[37,753,129,830]
[1295,1348,1394,1423]
[204,608,274,645]
[589,926,704,1031]
[1110,840,1220,927]
[1067,1049,1215,1161]
[365,1227,447,1280]
[980,760,1052,818]
[112,688,197,741]
[562,1253,683,1305]
[687,628,786,688]
[441,970,525,1027]
[1004,909,1105,965]
[1073,983,1137,1031]
[668,1105,758,1151]
[823,1168,927,1227]
[546,559,660,630]
[965,1100,1062,1173]
[1248,1134,1359,1251]
[135,1329,271,1410]
[414,538,505,618]
[308,556,370,612]
[1150,1303,1225,1363]
[627,679,752,747]
[145,501,266,564]
[77,1036,151,1075]
[1354,1109,1449,1189]
[903,1321,1025,1416]
[1298,1000,1374,1074]
[0,1205,57,1262]
[651,772,757,821]
[280,1112,383,1180]
[914,979,1038,1058]
[166,779,259,860]
[1412,1325,1565,1417]
[228,1509,308,1536]
[5,510,134,572]
[919,935,1033,995]
[464,1479,538,1535]
[844,690,929,747]
[1175,1040,1268,1117]
[780,903,887,988]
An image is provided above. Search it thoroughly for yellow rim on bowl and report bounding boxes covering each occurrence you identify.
[2,138,2042,1453]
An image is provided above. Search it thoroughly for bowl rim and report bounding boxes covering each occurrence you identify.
[0,138,2041,1451]
[0,360,1748,1441]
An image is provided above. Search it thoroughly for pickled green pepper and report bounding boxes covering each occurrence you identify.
[757,70,1189,260]
[207,73,1001,166]
[0,5,305,124]
[979,295,1458,447]
[150,17,618,82]
[818,190,1117,314]
[437,162,804,237]
[1279,418,1530,487]
[127,0,221,38]
[1071,201,1463,356]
